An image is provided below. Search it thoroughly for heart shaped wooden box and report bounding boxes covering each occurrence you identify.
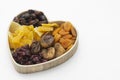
[8,21,78,73]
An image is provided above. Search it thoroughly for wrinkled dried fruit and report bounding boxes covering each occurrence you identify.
[40,32,54,48]
[42,47,55,60]
[14,9,48,27]
[12,45,31,65]
[54,43,65,57]
[30,41,41,54]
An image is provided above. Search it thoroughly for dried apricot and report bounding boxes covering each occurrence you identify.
[54,33,61,42]
[71,26,77,37]
[59,38,64,43]
[66,44,73,51]
[62,34,72,39]
[60,38,73,49]
[59,29,69,35]
[63,22,72,32]
[52,27,61,36]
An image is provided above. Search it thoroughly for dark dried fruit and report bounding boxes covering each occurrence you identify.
[13,9,48,27]
[40,32,54,48]
[30,41,41,54]
[12,43,48,65]
[12,45,31,65]
[30,55,41,64]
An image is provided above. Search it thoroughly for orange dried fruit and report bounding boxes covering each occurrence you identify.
[60,23,65,28]
[59,29,69,35]
[60,38,73,49]
[54,33,61,42]
[62,34,72,39]
[63,22,72,32]
[71,26,77,37]
[66,44,73,51]
[71,39,75,44]
[52,27,61,36]
[72,36,76,40]
[59,38,65,43]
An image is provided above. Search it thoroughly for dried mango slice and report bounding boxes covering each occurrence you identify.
[34,28,44,38]
[37,26,53,32]
[42,23,59,27]
[9,25,34,49]
[9,21,20,33]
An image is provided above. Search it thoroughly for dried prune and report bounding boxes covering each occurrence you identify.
[12,45,31,65]
[13,9,48,27]
[30,55,41,64]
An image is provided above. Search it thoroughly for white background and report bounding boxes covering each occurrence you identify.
[0,0,120,80]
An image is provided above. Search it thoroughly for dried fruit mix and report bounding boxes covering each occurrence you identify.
[9,9,77,65]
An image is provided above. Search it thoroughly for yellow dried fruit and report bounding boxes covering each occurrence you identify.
[34,28,44,38]
[42,23,59,27]
[9,25,34,49]
[37,26,53,32]
[9,21,20,33]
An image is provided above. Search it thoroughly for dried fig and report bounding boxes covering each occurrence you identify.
[40,32,54,48]
[54,43,65,57]
[42,47,55,60]
[30,41,41,54]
